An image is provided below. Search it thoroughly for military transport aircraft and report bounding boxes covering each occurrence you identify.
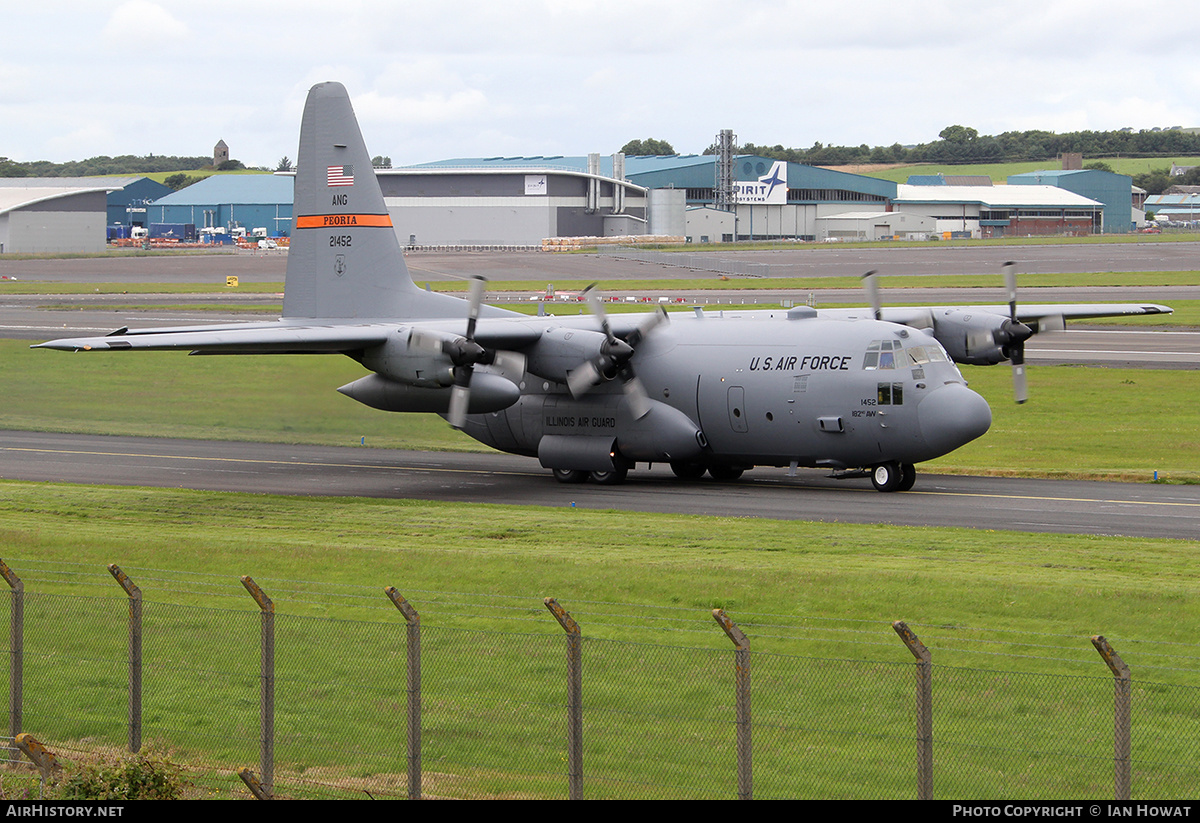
[35,82,1173,492]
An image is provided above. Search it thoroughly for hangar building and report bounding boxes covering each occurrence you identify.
[379,157,649,246]
[388,154,898,244]
[0,178,122,253]
[624,155,897,242]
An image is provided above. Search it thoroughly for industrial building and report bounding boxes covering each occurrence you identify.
[1145,191,1200,224]
[147,174,294,237]
[1007,169,1134,233]
[895,180,1106,238]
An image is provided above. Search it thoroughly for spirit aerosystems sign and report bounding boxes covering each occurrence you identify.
[735,161,788,205]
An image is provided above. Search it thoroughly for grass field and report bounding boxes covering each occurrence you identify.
[862,157,1200,184]
[4,478,1200,798]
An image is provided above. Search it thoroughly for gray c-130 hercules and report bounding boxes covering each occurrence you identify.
[36,82,1173,492]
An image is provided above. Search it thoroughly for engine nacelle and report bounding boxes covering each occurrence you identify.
[931,309,1011,365]
[523,326,611,383]
[359,328,455,387]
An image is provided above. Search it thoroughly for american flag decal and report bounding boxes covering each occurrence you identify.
[327,165,354,187]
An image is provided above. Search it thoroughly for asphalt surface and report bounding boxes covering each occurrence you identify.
[3,430,1198,540]
[2,240,1200,285]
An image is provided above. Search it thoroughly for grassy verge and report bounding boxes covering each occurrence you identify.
[3,481,1198,667]
[3,481,1199,799]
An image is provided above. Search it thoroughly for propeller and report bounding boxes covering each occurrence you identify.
[861,264,1036,404]
[997,261,1034,404]
[412,275,526,429]
[860,270,932,328]
[861,270,881,320]
[567,283,667,419]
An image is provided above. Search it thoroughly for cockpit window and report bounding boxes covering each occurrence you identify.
[862,339,901,370]
[865,339,951,370]
[905,345,948,366]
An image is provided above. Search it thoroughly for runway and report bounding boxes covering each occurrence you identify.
[3,240,1200,284]
[2,430,1197,540]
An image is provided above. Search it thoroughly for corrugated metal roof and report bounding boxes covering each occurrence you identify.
[1146,193,1200,206]
[151,174,293,205]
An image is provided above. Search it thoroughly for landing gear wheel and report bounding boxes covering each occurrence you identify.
[708,465,745,482]
[670,461,706,480]
[897,463,917,492]
[871,461,903,492]
[590,467,629,485]
[552,468,588,484]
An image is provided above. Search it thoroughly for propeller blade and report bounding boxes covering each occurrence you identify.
[567,360,602,398]
[582,283,615,343]
[409,328,444,354]
[1012,359,1029,404]
[447,382,470,429]
[628,306,669,346]
[465,275,487,340]
[1037,314,1066,334]
[623,374,653,420]
[491,349,527,376]
[1003,261,1018,323]
[861,270,881,320]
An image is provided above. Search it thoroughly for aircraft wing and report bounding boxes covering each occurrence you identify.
[819,303,1174,325]
[32,322,396,354]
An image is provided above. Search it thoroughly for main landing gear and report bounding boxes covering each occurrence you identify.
[552,467,629,485]
[871,461,916,493]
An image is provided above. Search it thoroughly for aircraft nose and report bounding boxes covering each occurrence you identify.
[918,382,992,455]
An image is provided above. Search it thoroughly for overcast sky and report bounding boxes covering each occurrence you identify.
[5,0,1199,168]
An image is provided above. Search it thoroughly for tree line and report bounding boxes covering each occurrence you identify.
[700,125,1200,168]
[0,154,215,178]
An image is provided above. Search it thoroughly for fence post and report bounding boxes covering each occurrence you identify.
[544,597,582,800]
[241,576,274,796]
[15,732,59,795]
[713,608,751,800]
[893,621,933,800]
[0,561,22,764]
[1092,635,1131,801]
[107,564,142,754]
[385,588,421,801]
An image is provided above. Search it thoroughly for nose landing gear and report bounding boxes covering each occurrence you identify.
[871,461,916,492]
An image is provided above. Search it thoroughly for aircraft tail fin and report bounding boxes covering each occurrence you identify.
[282,82,463,321]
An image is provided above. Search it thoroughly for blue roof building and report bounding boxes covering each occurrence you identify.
[147,174,294,236]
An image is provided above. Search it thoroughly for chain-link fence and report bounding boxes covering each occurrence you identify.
[2,560,1198,799]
